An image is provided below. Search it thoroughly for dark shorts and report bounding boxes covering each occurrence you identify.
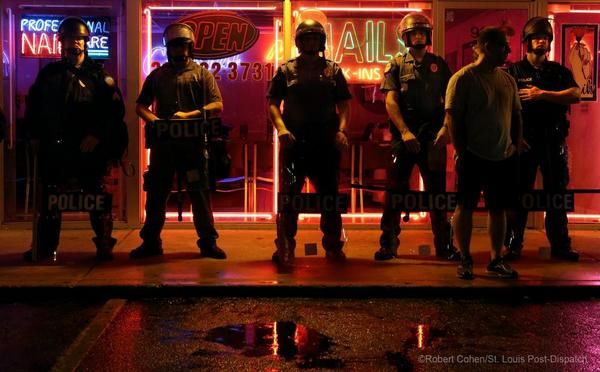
[456,151,518,210]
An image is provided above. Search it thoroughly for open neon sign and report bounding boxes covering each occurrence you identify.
[20,15,111,59]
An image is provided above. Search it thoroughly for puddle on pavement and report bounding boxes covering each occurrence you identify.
[204,321,344,368]
[159,319,200,344]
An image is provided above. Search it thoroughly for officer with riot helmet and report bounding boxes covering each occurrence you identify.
[132,23,226,259]
[504,17,580,261]
[23,16,126,261]
[267,19,352,265]
[375,13,458,261]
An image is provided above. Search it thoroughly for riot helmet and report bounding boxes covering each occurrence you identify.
[58,17,90,57]
[399,13,432,49]
[522,17,553,54]
[163,23,195,63]
[295,19,326,54]
[58,17,90,41]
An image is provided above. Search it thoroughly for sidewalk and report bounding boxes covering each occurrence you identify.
[0,226,598,298]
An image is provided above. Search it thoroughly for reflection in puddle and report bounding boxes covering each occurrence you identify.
[387,324,446,370]
[406,324,446,349]
[204,321,343,368]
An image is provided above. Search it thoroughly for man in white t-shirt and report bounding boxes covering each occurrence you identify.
[445,27,523,280]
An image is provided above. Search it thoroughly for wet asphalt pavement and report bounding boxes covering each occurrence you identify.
[0,300,103,371]
[0,298,600,371]
[1,298,599,371]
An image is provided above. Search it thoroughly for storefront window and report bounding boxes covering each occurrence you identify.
[141,1,282,223]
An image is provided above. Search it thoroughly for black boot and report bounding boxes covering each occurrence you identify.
[435,242,461,261]
[200,244,227,259]
[130,240,163,259]
[551,247,579,262]
[93,237,116,261]
[23,246,56,261]
[374,246,397,261]
[273,238,295,266]
[325,241,346,263]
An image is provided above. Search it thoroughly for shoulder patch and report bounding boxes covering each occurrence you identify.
[104,76,115,87]
[430,63,438,73]
[384,62,392,74]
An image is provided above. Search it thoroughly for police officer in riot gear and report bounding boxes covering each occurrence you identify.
[375,13,458,261]
[23,16,126,261]
[505,17,580,261]
[267,19,352,266]
[132,23,226,259]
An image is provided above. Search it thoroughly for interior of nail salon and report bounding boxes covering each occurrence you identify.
[1,0,599,228]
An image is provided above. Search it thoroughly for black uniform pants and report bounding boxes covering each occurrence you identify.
[36,145,112,252]
[379,139,451,253]
[276,141,344,252]
[140,141,218,250]
[506,134,571,250]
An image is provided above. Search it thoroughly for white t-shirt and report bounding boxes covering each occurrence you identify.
[445,63,521,161]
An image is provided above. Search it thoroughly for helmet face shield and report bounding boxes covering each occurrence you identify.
[58,17,90,41]
[295,19,326,53]
[163,23,195,46]
[58,17,90,57]
[163,23,195,62]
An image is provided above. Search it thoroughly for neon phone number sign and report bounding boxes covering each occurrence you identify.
[20,15,111,59]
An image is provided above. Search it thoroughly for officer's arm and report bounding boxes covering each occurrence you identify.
[337,99,350,133]
[174,101,223,119]
[385,91,411,135]
[268,98,288,134]
[136,103,159,124]
[203,101,223,115]
[539,87,580,105]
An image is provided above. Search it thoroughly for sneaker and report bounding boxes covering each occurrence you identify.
[200,245,227,259]
[374,247,397,261]
[129,242,163,259]
[457,255,474,280]
[486,257,518,279]
[551,248,579,262]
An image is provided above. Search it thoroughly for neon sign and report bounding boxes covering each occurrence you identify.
[178,11,260,59]
[20,15,111,59]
